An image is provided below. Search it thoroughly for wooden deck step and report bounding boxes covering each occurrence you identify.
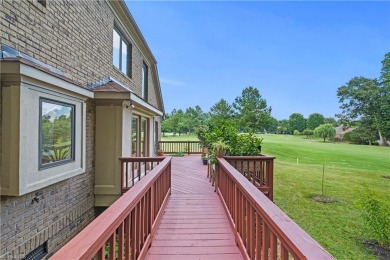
[146,156,243,260]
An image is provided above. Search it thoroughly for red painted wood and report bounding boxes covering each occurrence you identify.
[51,157,172,260]
[217,158,334,259]
[151,239,237,247]
[224,156,275,200]
[158,223,231,229]
[147,254,243,260]
[146,156,243,260]
[148,246,242,255]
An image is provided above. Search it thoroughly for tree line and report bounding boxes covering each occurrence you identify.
[162,52,390,146]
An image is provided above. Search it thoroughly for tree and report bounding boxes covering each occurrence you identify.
[288,113,306,133]
[161,115,172,136]
[344,127,378,145]
[266,116,278,134]
[379,52,390,141]
[314,124,336,142]
[337,77,389,146]
[276,119,289,134]
[344,117,379,145]
[337,52,390,146]
[324,117,338,126]
[168,109,184,135]
[209,99,234,121]
[307,113,325,130]
[302,129,313,138]
[185,106,205,134]
[233,86,271,132]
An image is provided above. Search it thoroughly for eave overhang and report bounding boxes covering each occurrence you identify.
[91,77,163,116]
[0,58,93,100]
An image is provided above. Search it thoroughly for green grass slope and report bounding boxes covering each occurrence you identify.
[260,134,389,259]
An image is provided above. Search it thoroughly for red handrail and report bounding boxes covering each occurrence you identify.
[224,155,275,200]
[216,158,333,259]
[158,141,202,154]
[120,157,166,194]
[51,157,172,260]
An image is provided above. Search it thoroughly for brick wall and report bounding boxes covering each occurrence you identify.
[0,0,160,110]
[0,99,95,258]
[0,0,161,258]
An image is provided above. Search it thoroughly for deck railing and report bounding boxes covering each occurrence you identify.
[158,141,202,154]
[51,157,172,260]
[216,158,333,260]
[224,156,274,200]
[120,157,166,194]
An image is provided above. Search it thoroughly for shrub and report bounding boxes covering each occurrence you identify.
[302,129,313,138]
[229,133,263,156]
[343,128,378,145]
[200,119,264,157]
[293,130,300,135]
[201,119,238,149]
[358,185,390,246]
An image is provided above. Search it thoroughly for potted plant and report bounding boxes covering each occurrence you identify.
[213,140,229,158]
[201,154,208,165]
[201,146,209,156]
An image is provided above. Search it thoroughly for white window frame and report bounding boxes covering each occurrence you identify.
[113,27,131,77]
[142,62,148,100]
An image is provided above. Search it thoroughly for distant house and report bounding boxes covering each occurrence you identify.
[335,126,355,139]
[0,0,164,258]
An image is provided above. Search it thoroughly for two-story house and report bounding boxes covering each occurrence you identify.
[0,0,164,258]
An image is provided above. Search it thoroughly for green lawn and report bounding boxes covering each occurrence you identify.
[161,133,390,258]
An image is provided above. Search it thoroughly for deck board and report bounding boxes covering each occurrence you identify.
[146,155,243,259]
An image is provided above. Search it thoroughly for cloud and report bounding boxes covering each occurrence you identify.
[160,77,186,87]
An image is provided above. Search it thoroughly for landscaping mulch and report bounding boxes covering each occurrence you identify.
[310,195,338,204]
[363,240,390,260]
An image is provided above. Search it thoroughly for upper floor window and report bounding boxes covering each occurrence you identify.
[142,62,148,100]
[113,28,131,77]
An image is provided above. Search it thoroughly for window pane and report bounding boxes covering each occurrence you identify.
[154,121,158,154]
[142,63,148,99]
[121,40,128,75]
[41,100,74,166]
[132,117,138,157]
[113,29,120,69]
[141,119,147,156]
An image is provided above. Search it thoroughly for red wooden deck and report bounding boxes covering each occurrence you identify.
[146,155,243,259]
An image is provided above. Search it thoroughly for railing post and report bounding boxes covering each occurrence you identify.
[234,182,238,233]
[150,183,155,228]
[215,163,219,193]
[120,160,124,193]
[268,159,274,201]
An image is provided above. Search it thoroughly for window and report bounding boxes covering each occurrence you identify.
[113,28,131,77]
[39,99,75,169]
[141,118,148,156]
[37,0,47,7]
[154,121,159,154]
[142,62,148,100]
[24,241,48,260]
[131,117,139,157]
[0,59,89,196]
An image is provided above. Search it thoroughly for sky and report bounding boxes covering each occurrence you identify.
[125,1,390,120]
